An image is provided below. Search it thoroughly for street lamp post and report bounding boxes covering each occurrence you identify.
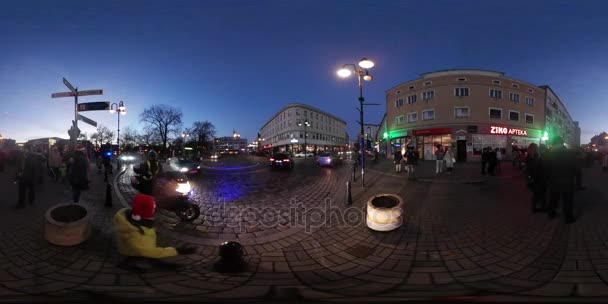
[298,119,310,156]
[109,101,126,168]
[337,57,375,187]
[181,132,190,156]
[232,130,240,151]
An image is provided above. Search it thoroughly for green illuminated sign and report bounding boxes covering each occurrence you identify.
[541,131,549,141]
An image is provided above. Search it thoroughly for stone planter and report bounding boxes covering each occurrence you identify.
[366,194,404,231]
[44,204,91,246]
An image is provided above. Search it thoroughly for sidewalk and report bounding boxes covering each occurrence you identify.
[365,157,523,183]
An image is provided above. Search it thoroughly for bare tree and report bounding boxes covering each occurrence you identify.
[120,125,140,150]
[190,120,216,150]
[140,104,183,155]
[78,132,89,141]
[90,125,115,147]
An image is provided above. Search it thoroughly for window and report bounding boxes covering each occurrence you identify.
[509,110,520,121]
[407,112,417,123]
[395,115,405,125]
[457,77,467,81]
[395,99,404,107]
[407,94,417,104]
[526,97,534,106]
[424,81,432,86]
[490,89,502,99]
[454,107,470,118]
[422,91,434,100]
[512,83,520,88]
[409,85,415,90]
[492,80,501,85]
[525,114,534,124]
[455,87,469,96]
[422,109,435,120]
[396,90,401,95]
[489,107,502,119]
[509,92,520,102]
[528,88,534,93]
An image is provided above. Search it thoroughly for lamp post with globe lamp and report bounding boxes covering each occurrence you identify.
[109,101,126,168]
[337,57,375,187]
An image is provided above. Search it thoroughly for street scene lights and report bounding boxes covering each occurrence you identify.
[337,57,375,186]
[298,119,310,156]
[181,132,190,155]
[109,101,126,165]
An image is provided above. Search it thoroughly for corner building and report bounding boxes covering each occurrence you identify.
[384,69,578,161]
[259,103,348,154]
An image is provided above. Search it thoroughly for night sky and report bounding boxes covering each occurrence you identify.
[1,0,607,143]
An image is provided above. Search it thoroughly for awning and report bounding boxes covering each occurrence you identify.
[412,128,452,136]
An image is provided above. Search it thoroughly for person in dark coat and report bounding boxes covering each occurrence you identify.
[487,147,498,176]
[393,149,403,173]
[545,136,577,223]
[0,148,5,173]
[526,143,547,212]
[481,148,488,175]
[69,144,90,203]
[574,149,585,191]
[15,145,44,208]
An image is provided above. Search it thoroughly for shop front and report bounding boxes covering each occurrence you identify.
[412,128,452,160]
[470,125,542,160]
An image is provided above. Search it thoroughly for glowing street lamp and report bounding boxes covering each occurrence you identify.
[336,57,375,186]
[298,119,310,156]
[109,100,126,166]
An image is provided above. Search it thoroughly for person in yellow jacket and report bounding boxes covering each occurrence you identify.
[113,193,196,271]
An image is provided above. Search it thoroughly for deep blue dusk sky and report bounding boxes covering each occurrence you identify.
[1,0,607,143]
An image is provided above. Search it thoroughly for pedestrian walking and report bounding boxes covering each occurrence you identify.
[444,147,455,174]
[488,147,498,176]
[68,144,90,203]
[405,146,418,180]
[495,148,502,174]
[545,136,577,224]
[15,145,44,208]
[435,145,445,174]
[113,194,196,272]
[393,149,403,173]
[481,148,488,175]
[526,143,547,212]
[48,146,62,182]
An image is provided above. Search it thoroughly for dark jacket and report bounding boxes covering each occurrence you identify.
[69,151,89,190]
[545,147,577,191]
[406,150,418,165]
[393,151,403,163]
[526,154,546,185]
[18,151,44,183]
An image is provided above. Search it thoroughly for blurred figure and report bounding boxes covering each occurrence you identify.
[48,146,62,182]
[69,144,90,203]
[113,194,196,272]
[575,149,585,191]
[15,145,43,208]
[435,145,445,174]
[526,143,547,212]
[393,149,403,173]
[140,150,162,195]
[0,148,5,173]
[405,146,418,181]
[481,147,488,175]
[495,148,502,174]
[444,147,455,174]
[488,147,497,176]
[545,136,577,224]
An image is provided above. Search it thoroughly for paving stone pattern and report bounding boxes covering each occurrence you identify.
[1,158,608,302]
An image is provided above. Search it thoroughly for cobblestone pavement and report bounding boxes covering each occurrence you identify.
[1,158,608,302]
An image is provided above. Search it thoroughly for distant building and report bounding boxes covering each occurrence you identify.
[259,103,348,154]
[213,136,248,151]
[26,137,68,153]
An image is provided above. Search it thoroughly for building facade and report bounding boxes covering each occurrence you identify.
[260,103,348,154]
[384,69,578,161]
[212,136,248,151]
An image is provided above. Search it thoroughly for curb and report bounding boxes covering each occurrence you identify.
[366,168,487,185]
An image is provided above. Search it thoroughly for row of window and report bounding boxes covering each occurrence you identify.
[397,79,535,93]
[395,89,535,107]
[270,131,345,143]
[395,107,535,125]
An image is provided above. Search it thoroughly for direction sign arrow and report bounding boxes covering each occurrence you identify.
[63,78,76,93]
[52,89,103,98]
[78,101,110,112]
[77,114,97,127]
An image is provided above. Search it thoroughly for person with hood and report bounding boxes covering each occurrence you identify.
[15,145,44,208]
[69,144,90,203]
[113,194,196,271]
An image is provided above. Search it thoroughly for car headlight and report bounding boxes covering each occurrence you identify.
[176,181,191,194]
[180,167,188,172]
[197,166,201,169]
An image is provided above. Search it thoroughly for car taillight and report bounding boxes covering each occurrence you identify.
[270,158,275,161]
[284,159,290,162]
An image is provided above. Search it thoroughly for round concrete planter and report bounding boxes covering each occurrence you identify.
[44,204,91,246]
[366,194,404,231]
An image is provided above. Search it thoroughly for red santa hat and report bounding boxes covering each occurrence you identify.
[131,194,156,221]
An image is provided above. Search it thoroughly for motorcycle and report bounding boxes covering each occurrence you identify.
[130,165,201,222]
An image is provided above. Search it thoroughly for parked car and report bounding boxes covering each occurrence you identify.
[167,157,201,175]
[316,151,343,167]
[295,152,314,158]
[269,153,294,170]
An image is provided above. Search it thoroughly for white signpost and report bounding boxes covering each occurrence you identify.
[51,78,104,145]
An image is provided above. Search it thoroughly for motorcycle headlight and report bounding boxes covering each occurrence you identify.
[180,167,188,172]
[176,181,191,194]
[197,166,201,169]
